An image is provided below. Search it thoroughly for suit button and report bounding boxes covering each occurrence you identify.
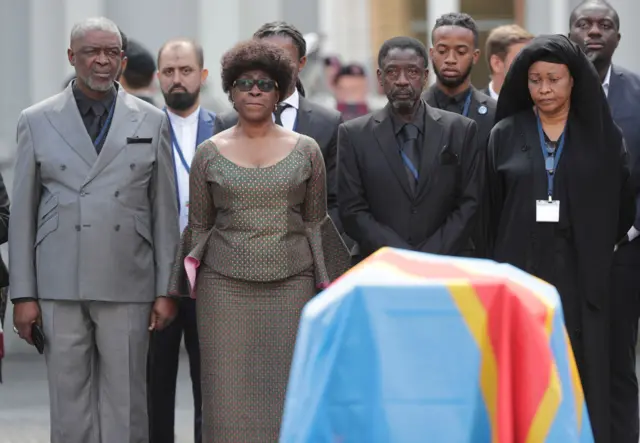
[130,163,136,170]
[411,207,417,214]
[75,225,81,231]
[60,164,66,170]
[80,191,86,197]
[114,225,120,231]
[114,191,119,197]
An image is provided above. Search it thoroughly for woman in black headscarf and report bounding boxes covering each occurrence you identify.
[484,34,635,442]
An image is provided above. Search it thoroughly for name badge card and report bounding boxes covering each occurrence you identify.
[536,200,560,223]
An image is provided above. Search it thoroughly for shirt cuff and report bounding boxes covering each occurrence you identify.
[628,226,640,242]
[12,297,37,305]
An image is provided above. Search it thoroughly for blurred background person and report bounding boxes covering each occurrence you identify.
[483,24,534,99]
[119,38,158,105]
[333,63,370,120]
[323,55,341,93]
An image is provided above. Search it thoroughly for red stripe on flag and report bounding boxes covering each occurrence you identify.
[367,250,473,279]
[473,281,555,443]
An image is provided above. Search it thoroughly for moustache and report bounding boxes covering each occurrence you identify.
[169,86,188,94]
[392,89,414,98]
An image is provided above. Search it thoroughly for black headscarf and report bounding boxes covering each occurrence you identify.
[497,34,625,309]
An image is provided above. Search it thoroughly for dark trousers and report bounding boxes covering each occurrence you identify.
[610,241,640,443]
[148,298,202,443]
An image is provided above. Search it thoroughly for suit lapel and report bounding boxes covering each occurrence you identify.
[416,104,444,196]
[372,106,412,198]
[196,108,214,145]
[44,86,98,168]
[295,97,314,137]
[84,88,144,186]
[421,86,437,108]
[607,65,624,119]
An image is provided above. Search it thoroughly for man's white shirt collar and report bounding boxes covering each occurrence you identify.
[281,89,300,109]
[167,106,201,125]
[487,80,499,100]
[602,65,612,97]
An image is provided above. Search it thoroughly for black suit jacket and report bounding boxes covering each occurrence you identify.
[608,65,640,229]
[338,101,482,259]
[0,172,8,288]
[422,85,496,257]
[213,96,343,230]
[422,85,496,149]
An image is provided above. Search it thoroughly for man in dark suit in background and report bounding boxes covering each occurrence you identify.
[422,13,495,257]
[148,38,215,443]
[120,38,158,106]
[213,21,343,230]
[569,2,640,442]
[339,37,482,262]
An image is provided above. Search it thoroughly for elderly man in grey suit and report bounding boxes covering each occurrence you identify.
[9,17,179,443]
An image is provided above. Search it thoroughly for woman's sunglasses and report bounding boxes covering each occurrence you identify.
[233,79,278,92]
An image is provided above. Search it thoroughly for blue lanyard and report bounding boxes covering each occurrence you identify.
[535,111,566,201]
[164,109,195,214]
[400,150,419,181]
[164,110,191,174]
[461,90,473,117]
[94,99,117,147]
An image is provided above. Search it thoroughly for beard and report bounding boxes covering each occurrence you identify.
[433,63,474,89]
[584,48,610,71]
[163,86,200,111]
[82,74,115,92]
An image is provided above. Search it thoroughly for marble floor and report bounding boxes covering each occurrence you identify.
[0,353,195,443]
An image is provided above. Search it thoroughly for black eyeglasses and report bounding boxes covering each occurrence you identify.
[233,78,278,92]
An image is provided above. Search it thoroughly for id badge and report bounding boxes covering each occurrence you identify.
[536,200,560,223]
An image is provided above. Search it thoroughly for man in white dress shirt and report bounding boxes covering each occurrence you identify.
[148,38,215,443]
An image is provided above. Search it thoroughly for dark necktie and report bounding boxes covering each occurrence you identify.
[401,123,420,193]
[88,103,106,152]
[274,103,290,127]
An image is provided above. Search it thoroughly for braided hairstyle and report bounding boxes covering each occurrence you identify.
[253,21,307,97]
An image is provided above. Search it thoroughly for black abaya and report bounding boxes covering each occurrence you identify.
[485,35,635,443]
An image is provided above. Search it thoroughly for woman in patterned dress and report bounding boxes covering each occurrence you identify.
[168,40,348,442]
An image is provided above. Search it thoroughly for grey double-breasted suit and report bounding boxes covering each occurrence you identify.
[9,83,179,443]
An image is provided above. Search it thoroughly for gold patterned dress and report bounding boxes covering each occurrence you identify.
[168,134,349,442]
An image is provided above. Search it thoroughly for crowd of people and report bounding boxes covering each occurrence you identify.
[0,0,639,442]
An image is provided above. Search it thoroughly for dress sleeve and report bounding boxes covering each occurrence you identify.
[301,138,351,289]
[167,140,217,297]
